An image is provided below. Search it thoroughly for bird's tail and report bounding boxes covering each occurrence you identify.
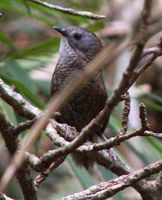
[72,135,98,169]
[72,151,95,169]
[72,131,116,169]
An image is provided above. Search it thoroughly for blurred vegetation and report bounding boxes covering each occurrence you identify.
[0,0,161,200]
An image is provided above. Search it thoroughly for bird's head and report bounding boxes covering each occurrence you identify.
[53,26,103,60]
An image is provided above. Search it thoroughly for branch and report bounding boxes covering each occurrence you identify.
[144,131,162,138]
[0,79,40,119]
[143,46,161,56]
[0,79,67,146]
[27,115,109,172]
[139,103,150,130]
[11,117,37,136]
[155,172,162,198]
[0,193,14,200]
[0,112,37,200]
[141,0,153,28]
[33,157,66,190]
[28,0,106,19]
[60,159,162,200]
[0,79,159,199]
[78,129,161,153]
[0,79,152,199]
[120,92,130,134]
[128,46,162,91]
[75,101,161,153]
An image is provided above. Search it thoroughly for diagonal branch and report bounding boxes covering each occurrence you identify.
[28,0,106,19]
[60,159,162,200]
[33,156,66,190]
[9,118,37,136]
[0,79,40,119]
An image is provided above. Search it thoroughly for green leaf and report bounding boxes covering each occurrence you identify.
[4,60,36,92]
[0,0,29,15]
[140,98,162,112]
[145,137,162,155]
[23,0,32,15]
[0,99,17,125]
[125,141,148,165]
[67,156,95,188]
[1,74,45,109]
[34,79,50,97]
[0,30,15,48]
[7,38,59,59]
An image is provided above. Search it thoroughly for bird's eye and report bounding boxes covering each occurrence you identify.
[73,33,82,40]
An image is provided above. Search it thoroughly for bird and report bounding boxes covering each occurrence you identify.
[51,26,108,168]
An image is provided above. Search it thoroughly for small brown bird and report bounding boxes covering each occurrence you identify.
[51,26,107,168]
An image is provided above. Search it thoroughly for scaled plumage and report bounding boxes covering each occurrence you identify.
[51,26,107,168]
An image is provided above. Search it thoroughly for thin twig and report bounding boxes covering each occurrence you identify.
[11,117,37,136]
[144,131,162,138]
[34,157,66,190]
[78,129,157,153]
[120,92,130,134]
[28,0,106,19]
[139,103,150,130]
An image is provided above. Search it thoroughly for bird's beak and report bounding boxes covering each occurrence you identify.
[53,26,67,37]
